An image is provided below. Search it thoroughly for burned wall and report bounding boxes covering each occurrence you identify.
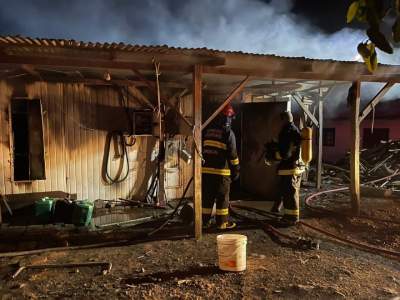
[0,81,193,201]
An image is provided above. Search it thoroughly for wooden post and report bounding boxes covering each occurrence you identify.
[316,89,324,190]
[349,81,361,215]
[193,65,203,239]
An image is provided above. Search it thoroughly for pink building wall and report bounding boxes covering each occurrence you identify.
[323,119,400,163]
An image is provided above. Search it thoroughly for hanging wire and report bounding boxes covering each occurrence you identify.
[371,105,375,134]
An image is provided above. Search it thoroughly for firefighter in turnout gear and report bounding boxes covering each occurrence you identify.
[270,111,305,225]
[202,104,240,230]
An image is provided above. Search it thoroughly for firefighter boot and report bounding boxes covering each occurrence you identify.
[270,201,283,213]
[217,221,237,230]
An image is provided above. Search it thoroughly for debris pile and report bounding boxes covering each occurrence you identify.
[324,140,400,188]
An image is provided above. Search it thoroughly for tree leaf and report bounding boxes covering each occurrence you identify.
[347,1,360,23]
[357,42,371,58]
[356,1,368,22]
[358,42,377,73]
[367,27,394,53]
[393,16,400,42]
[369,47,378,72]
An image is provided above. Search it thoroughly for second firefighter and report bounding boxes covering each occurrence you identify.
[269,111,305,225]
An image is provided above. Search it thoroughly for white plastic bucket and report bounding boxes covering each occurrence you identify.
[216,234,247,272]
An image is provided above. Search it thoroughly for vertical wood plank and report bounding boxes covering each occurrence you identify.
[0,82,6,195]
[74,84,83,198]
[67,84,77,196]
[81,84,89,199]
[193,64,203,239]
[92,87,100,200]
[350,81,361,215]
[99,87,107,200]
[316,89,323,190]
[27,83,38,193]
[57,83,66,192]
[43,83,52,193]
[85,85,94,200]
[63,83,70,194]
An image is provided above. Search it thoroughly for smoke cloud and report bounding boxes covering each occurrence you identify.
[0,0,398,106]
[0,0,388,62]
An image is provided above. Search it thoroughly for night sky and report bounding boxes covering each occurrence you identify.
[0,0,354,36]
[291,0,357,33]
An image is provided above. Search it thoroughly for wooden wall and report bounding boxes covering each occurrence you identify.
[0,80,193,201]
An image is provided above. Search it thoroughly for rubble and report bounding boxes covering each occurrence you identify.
[323,140,400,189]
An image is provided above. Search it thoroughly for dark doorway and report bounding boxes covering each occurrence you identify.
[362,128,389,148]
[11,98,45,181]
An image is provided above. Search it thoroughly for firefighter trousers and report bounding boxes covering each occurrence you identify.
[274,174,301,221]
[202,174,231,226]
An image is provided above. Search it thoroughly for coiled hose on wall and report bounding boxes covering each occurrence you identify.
[102,131,134,184]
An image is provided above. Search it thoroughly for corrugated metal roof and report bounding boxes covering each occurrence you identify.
[0,34,380,66]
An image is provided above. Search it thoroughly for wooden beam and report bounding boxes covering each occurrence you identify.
[359,82,395,123]
[202,66,400,83]
[0,53,191,73]
[131,68,158,91]
[20,64,42,79]
[3,53,400,83]
[296,82,348,94]
[131,68,194,129]
[193,64,203,240]
[291,93,319,128]
[33,77,188,89]
[349,81,361,215]
[126,86,155,110]
[201,76,249,131]
[316,88,324,190]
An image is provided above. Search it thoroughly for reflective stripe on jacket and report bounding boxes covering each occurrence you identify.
[202,118,240,177]
[276,122,304,176]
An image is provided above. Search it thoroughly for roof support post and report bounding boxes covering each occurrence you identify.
[359,82,395,123]
[316,87,324,190]
[193,64,203,240]
[291,93,319,128]
[201,76,249,131]
[349,81,361,215]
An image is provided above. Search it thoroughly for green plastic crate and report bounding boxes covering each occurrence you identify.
[35,197,54,223]
[72,200,94,226]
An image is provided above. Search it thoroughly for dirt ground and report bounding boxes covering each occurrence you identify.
[1,197,400,299]
[0,195,400,300]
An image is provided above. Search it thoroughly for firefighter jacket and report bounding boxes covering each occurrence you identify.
[276,122,305,176]
[202,124,240,178]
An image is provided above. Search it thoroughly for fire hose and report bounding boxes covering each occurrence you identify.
[102,131,131,184]
[230,204,319,250]
[305,171,400,224]
[302,171,400,261]
[232,201,400,261]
